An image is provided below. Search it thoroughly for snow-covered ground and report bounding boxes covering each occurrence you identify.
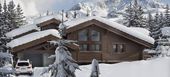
[12,57,170,77]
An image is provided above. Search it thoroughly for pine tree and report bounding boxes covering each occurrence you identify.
[2,0,9,28]
[150,12,162,40]
[0,10,14,77]
[123,0,145,27]
[164,4,170,27]
[16,4,26,27]
[159,12,164,25]
[155,37,170,57]
[0,3,3,27]
[123,2,133,27]
[41,10,79,77]
[146,12,154,30]
[8,0,17,29]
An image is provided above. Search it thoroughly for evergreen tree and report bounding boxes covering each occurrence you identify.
[146,12,154,30]
[159,12,164,26]
[41,10,79,77]
[164,4,170,27]
[155,37,170,57]
[123,0,145,27]
[150,12,162,40]
[123,2,133,27]
[2,0,9,28]
[0,10,14,77]
[90,59,100,77]
[0,3,3,27]
[16,4,26,27]
[8,0,17,29]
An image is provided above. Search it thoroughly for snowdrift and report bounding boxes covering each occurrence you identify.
[32,57,170,77]
[76,57,170,77]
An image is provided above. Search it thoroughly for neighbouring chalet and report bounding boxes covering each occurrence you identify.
[6,15,154,67]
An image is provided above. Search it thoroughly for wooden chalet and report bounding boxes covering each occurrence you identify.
[7,16,154,67]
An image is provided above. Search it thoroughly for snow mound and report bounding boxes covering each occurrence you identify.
[76,57,170,77]
[7,29,61,48]
[65,16,154,44]
[6,24,39,38]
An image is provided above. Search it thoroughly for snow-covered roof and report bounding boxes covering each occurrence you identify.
[6,14,67,38]
[34,14,67,24]
[6,24,39,38]
[161,27,170,36]
[129,27,150,36]
[64,16,154,44]
[7,29,61,48]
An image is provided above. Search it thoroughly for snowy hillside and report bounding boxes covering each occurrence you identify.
[69,0,165,17]
[24,0,166,24]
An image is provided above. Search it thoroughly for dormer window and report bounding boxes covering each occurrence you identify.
[78,29,101,51]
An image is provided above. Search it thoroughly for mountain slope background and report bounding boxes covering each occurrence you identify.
[68,0,165,18]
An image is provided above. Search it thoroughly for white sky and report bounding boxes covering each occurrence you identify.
[0,0,84,16]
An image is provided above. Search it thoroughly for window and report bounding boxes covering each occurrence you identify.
[80,44,87,51]
[112,44,125,53]
[78,29,101,51]
[119,44,124,52]
[78,30,88,41]
[91,44,100,51]
[91,30,100,41]
[112,44,117,53]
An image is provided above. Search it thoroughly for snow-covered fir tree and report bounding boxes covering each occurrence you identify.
[146,12,154,30]
[155,37,170,57]
[42,10,79,77]
[123,0,145,27]
[2,0,9,28]
[0,3,3,27]
[0,10,14,77]
[16,4,26,27]
[8,0,18,29]
[90,59,100,77]
[0,0,26,30]
[159,13,164,25]
[123,2,133,27]
[164,4,170,27]
[150,12,162,40]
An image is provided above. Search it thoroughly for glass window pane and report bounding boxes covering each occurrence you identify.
[96,44,100,51]
[80,44,87,51]
[113,44,117,52]
[78,30,88,41]
[91,30,100,41]
[91,44,95,51]
[90,44,100,51]
[119,44,124,52]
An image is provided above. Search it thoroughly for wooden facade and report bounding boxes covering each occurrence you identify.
[10,18,153,67]
[66,19,152,63]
